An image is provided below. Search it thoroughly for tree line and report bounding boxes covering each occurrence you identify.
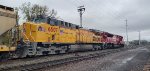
[19,2,57,21]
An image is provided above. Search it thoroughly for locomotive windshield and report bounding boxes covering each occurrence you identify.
[31,15,57,26]
[31,15,47,23]
[33,18,47,23]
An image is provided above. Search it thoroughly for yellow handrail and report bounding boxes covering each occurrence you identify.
[30,35,35,42]
[22,32,29,41]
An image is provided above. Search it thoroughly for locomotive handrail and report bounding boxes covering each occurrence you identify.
[30,35,35,42]
[22,31,35,42]
[22,32,29,42]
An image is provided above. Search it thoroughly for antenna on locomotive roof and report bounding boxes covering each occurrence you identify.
[78,5,85,28]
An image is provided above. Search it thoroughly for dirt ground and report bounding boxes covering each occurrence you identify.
[40,46,150,71]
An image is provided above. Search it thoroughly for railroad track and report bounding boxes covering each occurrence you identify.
[143,46,150,71]
[0,45,140,71]
[0,47,129,71]
[143,59,150,71]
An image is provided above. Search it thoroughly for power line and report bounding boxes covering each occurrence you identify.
[68,0,79,7]
[69,0,126,33]
[69,0,126,22]
[105,0,126,19]
[69,0,123,23]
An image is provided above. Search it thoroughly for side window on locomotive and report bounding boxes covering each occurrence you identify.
[47,18,51,24]
[54,20,58,26]
[65,22,69,27]
[57,20,61,26]
[76,25,79,29]
[61,21,64,27]
[69,23,72,27]
[49,19,55,25]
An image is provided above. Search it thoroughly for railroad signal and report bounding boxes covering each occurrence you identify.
[78,5,85,28]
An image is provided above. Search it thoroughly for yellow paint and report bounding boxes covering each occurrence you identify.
[58,27,77,43]
[77,29,94,43]
[22,22,102,44]
[0,45,16,52]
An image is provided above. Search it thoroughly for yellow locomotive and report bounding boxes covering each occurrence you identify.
[16,14,125,58]
[23,22,77,43]
[23,23,95,44]
[19,16,102,57]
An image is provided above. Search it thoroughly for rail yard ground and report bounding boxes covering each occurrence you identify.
[0,45,150,71]
[37,45,150,71]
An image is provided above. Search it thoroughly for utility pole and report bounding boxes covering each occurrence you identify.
[139,31,141,45]
[125,19,129,45]
[78,6,85,28]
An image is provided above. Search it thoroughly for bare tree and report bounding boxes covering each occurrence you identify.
[19,2,57,21]
[19,2,31,21]
[49,9,57,18]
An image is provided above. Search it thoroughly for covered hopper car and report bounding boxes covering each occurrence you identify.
[0,5,17,59]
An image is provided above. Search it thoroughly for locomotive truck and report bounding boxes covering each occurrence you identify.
[0,5,124,60]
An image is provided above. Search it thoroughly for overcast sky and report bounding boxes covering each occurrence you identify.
[0,0,150,41]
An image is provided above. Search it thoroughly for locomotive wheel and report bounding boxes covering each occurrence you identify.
[14,46,28,58]
[55,50,60,54]
[0,52,10,61]
[65,46,70,53]
[0,53,2,59]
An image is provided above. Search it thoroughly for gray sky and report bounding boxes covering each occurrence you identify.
[0,0,150,41]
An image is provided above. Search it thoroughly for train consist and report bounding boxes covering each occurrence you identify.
[16,16,124,58]
[0,5,124,59]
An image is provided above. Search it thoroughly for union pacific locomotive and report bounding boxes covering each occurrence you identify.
[0,5,124,59]
[14,16,124,58]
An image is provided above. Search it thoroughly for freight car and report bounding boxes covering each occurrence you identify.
[0,5,17,59]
